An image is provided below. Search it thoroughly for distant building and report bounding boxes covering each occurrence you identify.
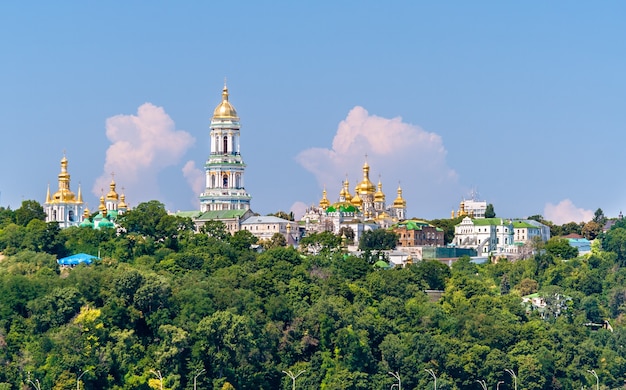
[300,160,407,238]
[453,217,516,255]
[393,219,444,247]
[241,215,300,243]
[44,154,84,228]
[513,219,551,244]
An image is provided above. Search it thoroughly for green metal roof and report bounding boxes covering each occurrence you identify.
[472,218,509,226]
[198,209,249,219]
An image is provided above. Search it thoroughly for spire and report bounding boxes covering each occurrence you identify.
[77,183,83,203]
[46,184,51,203]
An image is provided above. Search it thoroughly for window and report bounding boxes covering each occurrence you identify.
[223,174,228,188]
[223,136,228,154]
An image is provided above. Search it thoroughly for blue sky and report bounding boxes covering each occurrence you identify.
[1,2,625,224]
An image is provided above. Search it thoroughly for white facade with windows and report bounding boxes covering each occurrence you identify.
[454,217,516,255]
[199,84,252,212]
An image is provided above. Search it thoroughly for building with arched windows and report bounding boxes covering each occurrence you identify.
[198,83,252,213]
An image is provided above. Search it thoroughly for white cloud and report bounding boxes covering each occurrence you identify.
[544,199,593,225]
[92,103,195,207]
[295,106,460,218]
[182,160,204,208]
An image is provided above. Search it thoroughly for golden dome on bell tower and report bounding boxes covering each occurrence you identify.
[212,83,238,119]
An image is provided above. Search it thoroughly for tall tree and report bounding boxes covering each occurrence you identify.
[485,203,496,218]
[358,229,398,251]
[14,200,46,226]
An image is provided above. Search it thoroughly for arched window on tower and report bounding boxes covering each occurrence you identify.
[211,174,216,188]
[223,174,228,188]
[68,210,74,222]
[223,136,228,154]
[52,210,57,220]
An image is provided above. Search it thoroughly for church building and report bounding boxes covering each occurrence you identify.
[44,154,85,228]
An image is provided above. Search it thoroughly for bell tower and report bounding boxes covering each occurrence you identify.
[199,83,252,212]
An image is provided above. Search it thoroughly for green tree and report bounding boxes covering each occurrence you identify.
[358,229,398,251]
[485,203,496,218]
[267,211,294,221]
[544,237,578,260]
[201,220,230,240]
[229,229,258,251]
[429,216,465,244]
[14,200,46,227]
[411,260,451,290]
[263,233,287,249]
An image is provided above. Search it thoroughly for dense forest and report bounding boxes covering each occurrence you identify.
[1,200,626,390]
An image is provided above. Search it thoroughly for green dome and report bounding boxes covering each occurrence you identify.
[80,218,94,228]
[97,218,115,229]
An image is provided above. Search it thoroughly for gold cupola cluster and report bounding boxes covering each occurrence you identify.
[316,157,407,222]
[212,84,239,119]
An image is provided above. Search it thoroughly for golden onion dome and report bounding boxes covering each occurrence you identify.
[212,84,238,119]
[393,185,407,208]
[50,155,77,203]
[118,193,128,209]
[343,180,352,202]
[98,195,106,212]
[319,188,330,209]
[374,181,385,202]
[351,192,363,207]
[106,179,119,201]
[356,161,375,194]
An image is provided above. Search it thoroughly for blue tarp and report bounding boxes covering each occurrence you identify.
[57,253,98,266]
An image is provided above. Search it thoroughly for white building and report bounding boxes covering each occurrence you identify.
[199,84,252,212]
[454,217,516,255]
[241,215,299,243]
[513,219,551,243]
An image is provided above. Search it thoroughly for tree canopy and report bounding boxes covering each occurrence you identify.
[0,200,624,389]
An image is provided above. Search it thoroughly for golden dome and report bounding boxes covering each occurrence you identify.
[98,195,106,212]
[106,179,119,201]
[351,192,363,207]
[356,161,375,194]
[319,188,330,209]
[212,84,238,119]
[374,180,385,203]
[118,193,128,209]
[393,185,406,208]
[49,154,78,203]
[339,179,352,202]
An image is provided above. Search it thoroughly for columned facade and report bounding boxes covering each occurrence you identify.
[199,84,252,212]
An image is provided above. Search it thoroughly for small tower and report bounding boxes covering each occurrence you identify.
[374,179,386,213]
[392,184,407,221]
[44,154,84,228]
